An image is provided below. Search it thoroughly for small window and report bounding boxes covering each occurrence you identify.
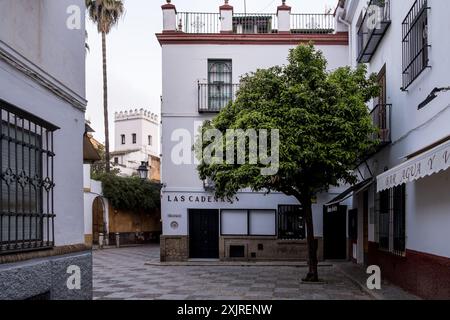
[221,210,247,236]
[402,0,430,90]
[1,100,57,253]
[121,134,125,145]
[148,135,152,146]
[229,245,245,258]
[278,205,305,240]
[207,60,233,111]
[132,133,137,144]
[114,157,119,164]
[249,210,276,236]
[220,209,276,236]
[376,184,406,256]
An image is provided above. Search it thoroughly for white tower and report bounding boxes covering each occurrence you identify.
[114,108,159,156]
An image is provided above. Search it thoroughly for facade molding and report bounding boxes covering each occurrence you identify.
[0,40,87,112]
[156,32,349,46]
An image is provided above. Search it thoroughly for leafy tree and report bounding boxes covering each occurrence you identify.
[96,174,161,212]
[91,144,120,178]
[195,44,379,282]
[85,0,125,172]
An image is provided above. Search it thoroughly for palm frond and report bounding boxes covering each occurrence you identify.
[85,0,125,34]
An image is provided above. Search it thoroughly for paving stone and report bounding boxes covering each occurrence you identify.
[93,245,380,300]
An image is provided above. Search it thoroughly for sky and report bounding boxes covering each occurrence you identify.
[85,0,337,144]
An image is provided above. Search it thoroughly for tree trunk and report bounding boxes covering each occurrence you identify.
[301,195,319,282]
[102,31,111,173]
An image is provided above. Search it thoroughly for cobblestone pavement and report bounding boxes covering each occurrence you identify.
[93,245,372,300]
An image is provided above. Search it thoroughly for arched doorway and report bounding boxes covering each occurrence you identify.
[92,197,105,245]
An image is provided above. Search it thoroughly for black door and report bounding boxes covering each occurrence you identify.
[189,209,219,259]
[323,205,347,260]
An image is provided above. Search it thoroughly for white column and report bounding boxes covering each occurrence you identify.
[162,0,177,32]
[277,0,291,33]
[220,0,234,33]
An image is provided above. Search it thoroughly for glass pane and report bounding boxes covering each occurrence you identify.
[221,210,247,235]
[249,210,275,236]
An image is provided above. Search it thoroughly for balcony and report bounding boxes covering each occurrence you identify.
[357,0,391,63]
[198,83,239,113]
[176,12,335,34]
[370,104,391,146]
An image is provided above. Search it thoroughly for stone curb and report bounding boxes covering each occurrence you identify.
[144,261,334,267]
[334,264,384,300]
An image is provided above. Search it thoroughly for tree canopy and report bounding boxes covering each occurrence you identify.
[196,44,379,200]
[96,174,161,212]
[195,44,380,281]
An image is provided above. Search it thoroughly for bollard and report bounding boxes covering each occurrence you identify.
[98,233,104,249]
[115,232,120,248]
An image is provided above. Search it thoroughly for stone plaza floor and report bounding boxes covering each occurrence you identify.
[92,245,416,300]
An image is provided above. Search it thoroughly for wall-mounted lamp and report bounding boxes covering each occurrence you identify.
[418,87,450,110]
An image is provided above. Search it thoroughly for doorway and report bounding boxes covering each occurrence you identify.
[323,205,347,260]
[188,209,219,259]
[92,197,105,245]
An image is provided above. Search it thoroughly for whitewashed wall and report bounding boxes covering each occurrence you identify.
[161,43,349,238]
[114,111,160,156]
[0,0,86,99]
[0,0,86,246]
[162,44,349,189]
[346,0,450,259]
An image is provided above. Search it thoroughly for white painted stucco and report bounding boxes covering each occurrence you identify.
[344,0,450,259]
[83,164,109,237]
[161,41,349,239]
[0,0,86,246]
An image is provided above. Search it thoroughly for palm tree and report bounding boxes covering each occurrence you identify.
[85,0,124,173]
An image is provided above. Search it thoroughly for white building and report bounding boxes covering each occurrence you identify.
[111,108,160,179]
[0,0,91,299]
[330,0,450,299]
[157,1,350,261]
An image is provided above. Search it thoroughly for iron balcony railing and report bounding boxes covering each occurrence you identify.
[291,14,335,34]
[233,13,278,34]
[198,82,240,113]
[357,0,392,63]
[177,12,221,34]
[370,104,391,146]
[177,12,335,34]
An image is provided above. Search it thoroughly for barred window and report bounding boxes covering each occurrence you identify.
[376,185,406,256]
[1,100,57,254]
[208,60,233,111]
[278,205,305,240]
[402,0,430,90]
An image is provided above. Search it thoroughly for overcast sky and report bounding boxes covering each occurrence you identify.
[85,0,337,144]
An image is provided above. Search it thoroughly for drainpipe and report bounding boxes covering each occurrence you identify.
[338,16,353,67]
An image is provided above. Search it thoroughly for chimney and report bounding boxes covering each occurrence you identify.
[162,0,177,33]
[220,0,234,33]
[277,0,291,34]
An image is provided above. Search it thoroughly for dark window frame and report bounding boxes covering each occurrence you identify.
[132,133,137,144]
[376,184,406,256]
[207,59,233,112]
[121,134,125,145]
[148,135,152,146]
[1,99,57,255]
[401,0,431,90]
[220,209,277,237]
[278,205,306,240]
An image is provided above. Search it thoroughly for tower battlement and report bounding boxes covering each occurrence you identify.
[114,108,159,123]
